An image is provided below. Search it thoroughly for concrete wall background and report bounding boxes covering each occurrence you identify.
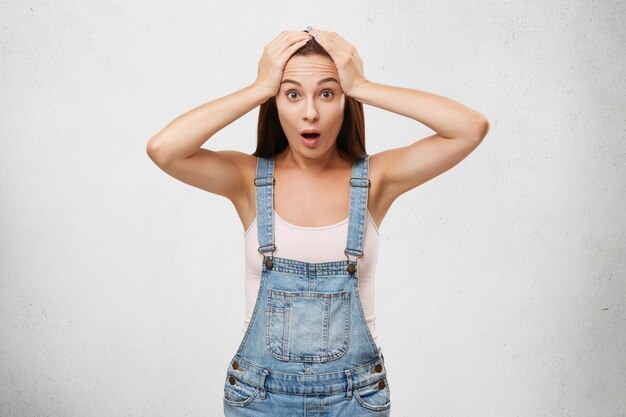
[1,1,624,416]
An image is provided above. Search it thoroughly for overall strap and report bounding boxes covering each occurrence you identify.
[345,156,371,272]
[254,156,276,263]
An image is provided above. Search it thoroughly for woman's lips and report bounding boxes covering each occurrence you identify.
[300,133,320,148]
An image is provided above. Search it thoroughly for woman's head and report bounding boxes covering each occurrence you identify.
[253,37,367,160]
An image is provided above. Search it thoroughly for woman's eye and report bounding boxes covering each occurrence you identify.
[286,90,333,100]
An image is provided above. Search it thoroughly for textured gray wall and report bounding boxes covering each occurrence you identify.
[1,1,624,416]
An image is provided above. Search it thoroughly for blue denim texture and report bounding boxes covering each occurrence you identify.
[223,156,391,416]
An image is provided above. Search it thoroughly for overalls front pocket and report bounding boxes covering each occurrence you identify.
[223,373,260,408]
[353,376,391,412]
[265,289,350,362]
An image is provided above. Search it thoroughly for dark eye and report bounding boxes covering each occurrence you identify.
[287,91,299,100]
[321,90,334,99]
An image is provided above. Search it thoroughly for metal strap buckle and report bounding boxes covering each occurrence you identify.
[254,176,275,187]
[349,177,371,188]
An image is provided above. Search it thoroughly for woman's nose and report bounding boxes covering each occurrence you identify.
[303,98,319,122]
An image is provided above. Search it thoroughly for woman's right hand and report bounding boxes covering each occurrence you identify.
[253,31,311,98]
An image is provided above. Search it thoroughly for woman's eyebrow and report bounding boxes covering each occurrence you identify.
[281,77,340,86]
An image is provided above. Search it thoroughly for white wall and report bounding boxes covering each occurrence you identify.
[1,1,624,416]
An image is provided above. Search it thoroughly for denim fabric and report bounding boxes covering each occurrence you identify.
[223,156,391,416]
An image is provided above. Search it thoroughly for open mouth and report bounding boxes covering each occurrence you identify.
[300,131,321,148]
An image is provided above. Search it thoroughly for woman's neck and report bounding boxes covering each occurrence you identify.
[275,146,351,174]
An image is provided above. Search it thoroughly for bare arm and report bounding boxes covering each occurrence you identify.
[349,81,489,201]
[145,31,311,202]
[312,29,489,205]
[146,84,270,166]
[145,84,271,201]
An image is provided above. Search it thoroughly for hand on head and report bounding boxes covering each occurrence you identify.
[306,28,369,96]
[253,28,368,98]
[254,31,310,97]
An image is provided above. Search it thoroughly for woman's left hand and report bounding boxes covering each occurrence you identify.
[309,29,369,97]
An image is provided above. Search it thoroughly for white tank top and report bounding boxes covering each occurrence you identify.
[243,209,381,346]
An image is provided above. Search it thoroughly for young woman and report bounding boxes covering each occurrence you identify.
[146,27,488,416]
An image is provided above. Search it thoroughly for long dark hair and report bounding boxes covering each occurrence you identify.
[253,37,367,160]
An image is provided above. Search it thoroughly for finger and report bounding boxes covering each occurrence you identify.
[268,31,309,54]
[279,34,310,59]
[263,31,293,55]
[318,31,352,52]
[310,30,336,52]
[266,31,291,48]
[304,27,325,42]
[276,38,308,64]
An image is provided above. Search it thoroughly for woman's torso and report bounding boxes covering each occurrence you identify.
[242,206,382,344]
[230,150,392,233]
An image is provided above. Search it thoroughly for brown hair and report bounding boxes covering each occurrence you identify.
[253,36,367,160]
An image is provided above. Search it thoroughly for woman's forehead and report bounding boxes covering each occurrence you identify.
[282,55,339,81]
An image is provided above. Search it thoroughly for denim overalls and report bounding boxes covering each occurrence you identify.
[223,155,391,416]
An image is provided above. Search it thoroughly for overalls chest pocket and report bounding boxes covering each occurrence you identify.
[265,289,350,362]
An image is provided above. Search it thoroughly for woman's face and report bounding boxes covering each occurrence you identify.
[275,54,345,156]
